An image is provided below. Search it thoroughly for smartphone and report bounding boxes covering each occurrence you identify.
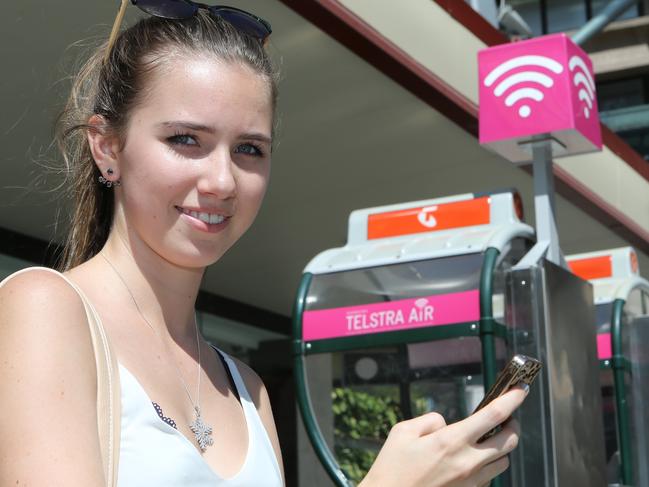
[472,354,542,442]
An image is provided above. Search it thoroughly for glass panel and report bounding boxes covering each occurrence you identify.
[599,368,620,483]
[505,0,638,35]
[622,289,645,359]
[592,0,640,21]
[625,288,644,317]
[333,351,398,484]
[617,127,649,161]
[306,337,506,484]
[492,238,533,321]
[597,78,645,111]
[597,76,649,160]
[626,314,649,485]
[508,0,544,36]
[306,253,484,311]
[600,104,649,134]
[595,301,613,334]
[506,263,608,485]
[407,337,507,418]
[546,0,587,33]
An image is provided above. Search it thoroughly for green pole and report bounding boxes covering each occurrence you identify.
[611,298,633,485]
[480,247,501,390]
[479,247,502,487]
[292,273,352,487]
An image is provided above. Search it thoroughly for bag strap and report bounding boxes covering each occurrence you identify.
[0,267,121,486]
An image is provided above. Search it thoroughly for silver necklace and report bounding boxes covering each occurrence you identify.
[99,253,214,451]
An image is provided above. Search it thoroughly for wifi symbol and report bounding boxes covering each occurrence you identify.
[569,55,596,119]
[484,55,564,118]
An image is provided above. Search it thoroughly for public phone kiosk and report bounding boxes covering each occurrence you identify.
[293,190,534,486]
[567,248,649,486]
[476,33,607,487]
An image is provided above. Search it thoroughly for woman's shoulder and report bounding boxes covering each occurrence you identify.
[2,265,71,288]
[0,266,105,485]
[0,266,95,357]
[1,266,87,314]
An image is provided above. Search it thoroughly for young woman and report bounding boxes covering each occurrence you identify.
[0,2,526,486]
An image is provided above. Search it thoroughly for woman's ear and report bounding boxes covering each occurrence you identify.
[87,114,122,184]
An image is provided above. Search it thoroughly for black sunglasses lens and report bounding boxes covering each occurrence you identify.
[211,7,271,40]
[133,0,196,19]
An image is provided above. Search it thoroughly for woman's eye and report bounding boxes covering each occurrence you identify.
[234,143,263,157]
[167,134,199,146]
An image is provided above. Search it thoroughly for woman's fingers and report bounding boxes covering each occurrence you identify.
[475,455,510,486]
[417,411,447,436]
[392,411,447,438]
[365,405,523,487]
[361,413,450,487]
[474,420,520,465]
[462,386,528,441]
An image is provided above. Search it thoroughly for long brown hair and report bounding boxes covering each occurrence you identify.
[55,11,278,270]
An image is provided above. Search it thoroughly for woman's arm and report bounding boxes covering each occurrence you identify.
[0,270,105,486]
[360,387,526,487]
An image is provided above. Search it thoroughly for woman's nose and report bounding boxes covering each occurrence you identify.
[197,148,236,199]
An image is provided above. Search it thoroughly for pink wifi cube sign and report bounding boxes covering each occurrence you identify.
[479,34,602,163]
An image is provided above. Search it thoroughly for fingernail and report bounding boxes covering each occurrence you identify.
[521,383,530,395]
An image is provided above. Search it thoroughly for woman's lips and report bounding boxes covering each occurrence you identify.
[176,206,231,233]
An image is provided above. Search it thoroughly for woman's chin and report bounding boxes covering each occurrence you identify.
[162,243,234,269]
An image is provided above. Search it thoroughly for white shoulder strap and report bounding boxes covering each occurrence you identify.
[1,267,121,487]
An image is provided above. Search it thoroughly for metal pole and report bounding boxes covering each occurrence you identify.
[479,247,503,487]
[611,298,633,485]
[292,273,352,487]
[532,141,562,266]
[479,247,501,391]
[572,0,636,46]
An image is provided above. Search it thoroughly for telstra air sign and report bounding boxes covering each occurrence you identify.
[478,34,602,163]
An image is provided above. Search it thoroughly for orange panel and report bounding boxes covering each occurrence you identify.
[568,255,613,280]
[367,197,491,240]
[631,251,639,274]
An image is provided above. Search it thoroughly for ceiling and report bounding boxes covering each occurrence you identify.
[2,0,645,319]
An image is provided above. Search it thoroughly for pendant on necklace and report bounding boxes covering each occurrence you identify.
[190,406,214,452]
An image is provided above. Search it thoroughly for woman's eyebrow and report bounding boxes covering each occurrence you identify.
[157,121,216,133]
[157,122,272,144]
[240,133,272,145]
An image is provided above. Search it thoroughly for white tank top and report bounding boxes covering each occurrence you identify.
[117,352,284,486]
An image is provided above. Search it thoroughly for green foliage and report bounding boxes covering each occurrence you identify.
[332,387,403,484]
[413,396,433,416]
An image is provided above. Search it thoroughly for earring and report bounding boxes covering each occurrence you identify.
[98,168,121,188]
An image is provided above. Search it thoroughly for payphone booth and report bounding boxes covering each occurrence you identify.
[567,248,649,486]
[293,190,534,486]
[475,33,607,487]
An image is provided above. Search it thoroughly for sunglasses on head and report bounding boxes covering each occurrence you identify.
[105,0,272,62]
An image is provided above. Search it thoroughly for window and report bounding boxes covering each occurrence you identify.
[597,75,649,160]
[506,0,643,36]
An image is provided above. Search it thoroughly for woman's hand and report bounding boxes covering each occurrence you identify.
[359,386,527,487]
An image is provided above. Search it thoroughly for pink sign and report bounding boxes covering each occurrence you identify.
[302,290,480,341]
[597,332,612,360]
[479,34,602,163]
